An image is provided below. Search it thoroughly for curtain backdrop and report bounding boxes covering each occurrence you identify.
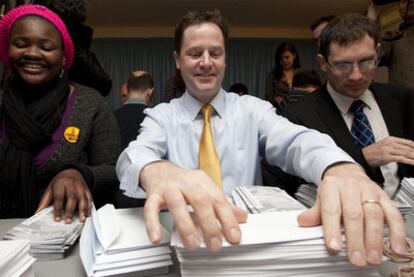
[91,37,319,110]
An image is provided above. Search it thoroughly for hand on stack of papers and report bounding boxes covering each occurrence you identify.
[171,186,381,276]
[3,207,83,261]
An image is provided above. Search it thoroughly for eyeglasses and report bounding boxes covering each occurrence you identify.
[326,59,379,75]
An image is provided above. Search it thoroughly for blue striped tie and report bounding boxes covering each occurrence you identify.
[349,100,375,147]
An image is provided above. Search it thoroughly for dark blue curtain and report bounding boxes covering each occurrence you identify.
[91,37,319,110]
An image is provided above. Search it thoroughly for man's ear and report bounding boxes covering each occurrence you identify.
[317,54,327,72]
[148,88,154,96]
[174,51,180,70]
[376,43,381,57]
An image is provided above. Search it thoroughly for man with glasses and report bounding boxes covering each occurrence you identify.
[284,13,414,197]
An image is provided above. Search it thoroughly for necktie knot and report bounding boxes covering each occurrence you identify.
[202,104,214,123]
[349,99,366,114]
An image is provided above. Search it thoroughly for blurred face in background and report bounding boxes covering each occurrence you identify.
[279,50,296,70]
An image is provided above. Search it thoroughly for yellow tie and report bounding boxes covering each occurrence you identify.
[199,104,222,189]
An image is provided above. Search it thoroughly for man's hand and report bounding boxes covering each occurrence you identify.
[36,168,93,223]
[362,136,414,167]
[140,161,247,251]
[298,163,407,267]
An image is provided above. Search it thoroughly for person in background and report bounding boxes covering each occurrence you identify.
[0,4,120,220]
[228,82,248,96]
[265,41,301,107]
[367,0,414,89]
[116,10,407,267]
[280,70,321,110]
[114,71,154,151]
[310,15,336,44]
[285,13,414,198]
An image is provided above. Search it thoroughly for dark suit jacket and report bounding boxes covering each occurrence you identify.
[262,83,414,193]
[114,102,147,151]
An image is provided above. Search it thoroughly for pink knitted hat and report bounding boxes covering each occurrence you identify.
[0,4,75,70]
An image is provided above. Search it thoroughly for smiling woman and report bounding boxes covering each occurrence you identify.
[0,5,120,220]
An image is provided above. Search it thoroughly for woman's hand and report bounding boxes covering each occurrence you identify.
[36,168,93,223]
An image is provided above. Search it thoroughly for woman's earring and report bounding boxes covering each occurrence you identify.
[59,69,64,78]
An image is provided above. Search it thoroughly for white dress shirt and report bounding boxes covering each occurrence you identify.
[116,88,354,198]
[327,83,399,197]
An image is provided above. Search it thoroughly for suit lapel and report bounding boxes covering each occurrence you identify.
[371,84,403,138]
[314,88,356,151]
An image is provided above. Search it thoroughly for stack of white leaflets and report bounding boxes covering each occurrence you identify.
[172,186,380,277]
[395,178,414,213]
[296,183,413,217]
[0,239,36,277]
[232,186,305,213]
[3,207,83,261]
[80,205,173,277]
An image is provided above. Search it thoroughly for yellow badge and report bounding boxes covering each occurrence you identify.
[64,126,80,144]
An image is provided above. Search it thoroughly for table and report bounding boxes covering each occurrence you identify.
[2,213,414,277]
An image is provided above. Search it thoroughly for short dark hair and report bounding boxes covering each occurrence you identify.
[292,70,322,88]
[319,13,380,58]
[127,73,154,92]
[310,15,336,31]
[229,83,248,95]
[174,10,229,54]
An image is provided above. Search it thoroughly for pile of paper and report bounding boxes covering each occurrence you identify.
[171,210,379,276]
[0,239,36,277]
[295,183,412,217]
[80,204,173,277]
[3,207,83,261]
[232,186,305,213]
[395,178,414,211]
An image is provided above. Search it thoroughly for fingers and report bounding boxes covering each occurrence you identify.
[379,192,407,256]
[318,185,343,253]
[64,191,78,224]
[144,193,165,244]
[362,199,383,265]
[297,197,322,227]
[167,190,204,250]
[44,169,92,223]
[213,197,245,246]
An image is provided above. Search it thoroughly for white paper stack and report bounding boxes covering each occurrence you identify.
[171,210,380,277]
[395,178,414,214]
[232,186,305,213]
[80,205,173,277]
[0,239,36,277]
[3,207,83,261]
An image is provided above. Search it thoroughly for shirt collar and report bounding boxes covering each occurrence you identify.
[125,98,146,105]
[327,82,375,115]
[183,88,226,121]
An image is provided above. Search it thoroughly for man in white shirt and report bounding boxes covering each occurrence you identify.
[116,11,407,267]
